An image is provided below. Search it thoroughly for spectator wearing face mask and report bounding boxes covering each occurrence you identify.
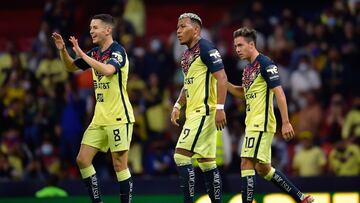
[39,135,60,177]
[289,55,321,109]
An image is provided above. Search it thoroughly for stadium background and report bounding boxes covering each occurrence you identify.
[0,0,359,202]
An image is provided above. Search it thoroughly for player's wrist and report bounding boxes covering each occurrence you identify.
[173,102,181,110]
[282,120,290,124]
[216,104,224,110]
[79,51,86,58]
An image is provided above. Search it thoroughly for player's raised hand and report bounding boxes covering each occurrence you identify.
[69,36,84,57]
[215,109,227,130]
[52,32,65,50]
[171,107,180,127]
[282,121,295,141]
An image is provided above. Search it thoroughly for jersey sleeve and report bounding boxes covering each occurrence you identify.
[73,49,93,70]
[107,44,126,73]
[260,60,281,89]
[199,39,224,73]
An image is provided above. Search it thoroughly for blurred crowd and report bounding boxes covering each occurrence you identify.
[0,0,359,183]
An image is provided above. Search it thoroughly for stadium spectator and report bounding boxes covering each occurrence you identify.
[0,151,16,181]
[342,95,360,144]
[35,47,68,95]
[319,93,346,144]
[293,131,326,177]
[295,91,323,137]
[289,55,321,109]
[329,140,360,176]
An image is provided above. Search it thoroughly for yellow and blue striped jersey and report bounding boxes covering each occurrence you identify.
[242,54,280,133]
[74,42,135,125]
[180,38,224,117]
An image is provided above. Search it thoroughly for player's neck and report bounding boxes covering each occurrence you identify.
[187,36,201,49]
[99,38,114,52]
[249,50,260,64]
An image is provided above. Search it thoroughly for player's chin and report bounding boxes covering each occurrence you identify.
[92,38,98,44]
[179,39,186,45]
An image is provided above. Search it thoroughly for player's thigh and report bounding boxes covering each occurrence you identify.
[82,123,108,152]
[241,131,274,164]
[193,115,217,159]
[106,123,133,152]
[176,115,207,151]
[256,132,274,164]
[77,144,99,167]
[176,114,217,159]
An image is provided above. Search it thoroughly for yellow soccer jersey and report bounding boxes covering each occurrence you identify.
[74,42,135,125]
[180,38,224,117]
[242,54,281,133]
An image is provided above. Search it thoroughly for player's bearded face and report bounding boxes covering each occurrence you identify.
[177,18,196,45]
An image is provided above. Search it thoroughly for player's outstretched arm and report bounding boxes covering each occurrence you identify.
[176,86,187,107]
[171,87,186,127]
[69,36,116,76]
[52,32,78,72]
[213,69,228,130]
[272,86,295,141]
[227,82,244,98]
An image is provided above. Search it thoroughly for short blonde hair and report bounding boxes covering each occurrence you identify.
[178,13,202,27]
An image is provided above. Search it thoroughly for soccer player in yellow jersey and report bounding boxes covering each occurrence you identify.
[227,27,314,203]
[170,13,228,203]
[52,14,134,203]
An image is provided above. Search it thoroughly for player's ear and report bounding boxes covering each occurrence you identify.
[249,41,256,49]
[194,25,201,35]
[249,41,255,47]
[106,25,113,35]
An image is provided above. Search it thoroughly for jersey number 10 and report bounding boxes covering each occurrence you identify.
[244,137,255,148]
